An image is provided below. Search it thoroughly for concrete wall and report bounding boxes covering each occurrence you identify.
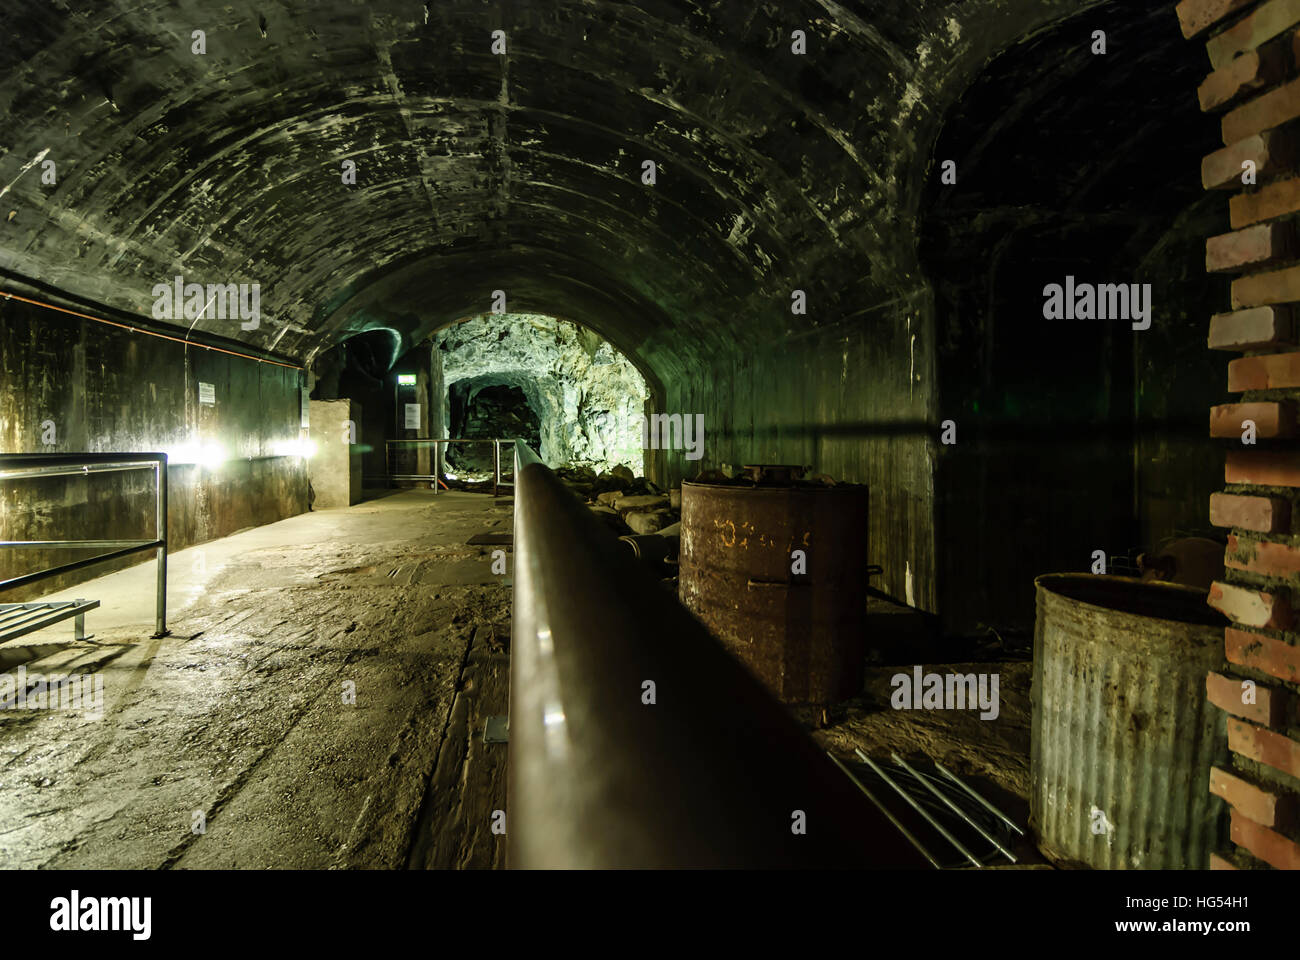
[0,298,308,601]
[670,311,938,620]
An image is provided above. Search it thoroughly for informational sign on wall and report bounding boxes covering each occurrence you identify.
[198,382,216,405]
[404,403,421,430]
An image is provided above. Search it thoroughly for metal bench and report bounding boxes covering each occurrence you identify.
[0,452,168,639]
[0,599,100,643]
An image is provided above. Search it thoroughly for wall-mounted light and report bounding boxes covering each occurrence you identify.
[168,440,227,469]
[272,438,317,460]
[397,373,416,385]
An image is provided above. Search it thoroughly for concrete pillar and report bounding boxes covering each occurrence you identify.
[309,399,362,507]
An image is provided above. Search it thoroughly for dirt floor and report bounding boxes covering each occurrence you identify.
[1,486,1038,869]
[814,659,1042,867]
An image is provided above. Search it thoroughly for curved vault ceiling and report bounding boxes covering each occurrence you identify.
[0,0,1116,385]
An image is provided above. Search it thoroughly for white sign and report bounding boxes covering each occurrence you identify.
[404,403,421,429]
[198,382,216,405]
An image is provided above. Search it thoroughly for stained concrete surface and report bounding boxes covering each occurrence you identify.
[2,482,1036,870]
[0,489,511,869]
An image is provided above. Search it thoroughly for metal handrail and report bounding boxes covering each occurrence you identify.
[506,441,930,868]
[0,452,168,638]
[385,437,516,495]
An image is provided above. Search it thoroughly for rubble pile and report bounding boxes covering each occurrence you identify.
[553,463,679,537]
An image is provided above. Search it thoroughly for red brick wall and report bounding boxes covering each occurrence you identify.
[1180,0,1300,869]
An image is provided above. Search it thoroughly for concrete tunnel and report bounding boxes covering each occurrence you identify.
[0,0,1296,892]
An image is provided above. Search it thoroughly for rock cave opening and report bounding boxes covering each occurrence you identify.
[445,379,543,475]
[434,313,649,476]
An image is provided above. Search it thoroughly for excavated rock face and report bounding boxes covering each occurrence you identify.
[435,314,647,473]
[445,382,542,474]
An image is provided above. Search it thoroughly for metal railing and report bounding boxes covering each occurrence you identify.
[385,437,515,496]
[0,453,168,638]
[506,441,931,868]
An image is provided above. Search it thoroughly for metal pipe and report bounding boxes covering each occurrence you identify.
[154,457,168,638]
[493,439,501,498]
[933,759,1025,836]
[891,752,1017,863]
[855,750,983,868]
[0,540,163,591]
[825,751,941,869]
[0,539,156,549]
[0,462,165,481]
[0,453,168,467]
[507,441,930,869]
[0,289,301,370]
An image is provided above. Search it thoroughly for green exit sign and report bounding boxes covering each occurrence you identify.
[397,374,416,385]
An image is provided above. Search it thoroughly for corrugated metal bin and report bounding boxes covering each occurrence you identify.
[1030,574,1228,869]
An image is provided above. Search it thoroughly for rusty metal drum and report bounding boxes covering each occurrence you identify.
[1031,574,1229,869]
[679,476,870,706]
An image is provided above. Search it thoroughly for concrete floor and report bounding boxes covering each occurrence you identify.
[1,484,1035,869]
[0,489,511,869]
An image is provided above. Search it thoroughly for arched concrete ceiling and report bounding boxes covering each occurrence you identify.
[0,0,1115,384]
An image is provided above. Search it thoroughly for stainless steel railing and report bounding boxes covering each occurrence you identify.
[506,441,930,868]
[384,437,515,496]
[0,452,168,638]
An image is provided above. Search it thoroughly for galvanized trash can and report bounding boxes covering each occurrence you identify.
[1030,574,1228,869]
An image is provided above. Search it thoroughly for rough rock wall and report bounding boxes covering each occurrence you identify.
[435,314,648,473]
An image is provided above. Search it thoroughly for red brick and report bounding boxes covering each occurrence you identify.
[1210,765,1296,828]
[1211,401,1297,437]
[1225,449,1300,486]
[1210,491,1291,532]
[1226,534,1300,580]
[1232,263,1300,308]
[1180,0,1257,38]
[1203,130,1298,188]
[1196,43,1289,111]
[1230,808,1300,868]
[1222,75,1300,142]
[1208,579,1294,628]
[1228,350,1300,390]
[1208,222,1293,271]
[1207,0,1300,69]
[1209,304,1293,348]
[1200,46,1289,111]
[1228,717,1300,778]
[1207,668,1287,725]
[1227,626,1300,682]
[1231,176,1300,227]
[1209,851,1240,869]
